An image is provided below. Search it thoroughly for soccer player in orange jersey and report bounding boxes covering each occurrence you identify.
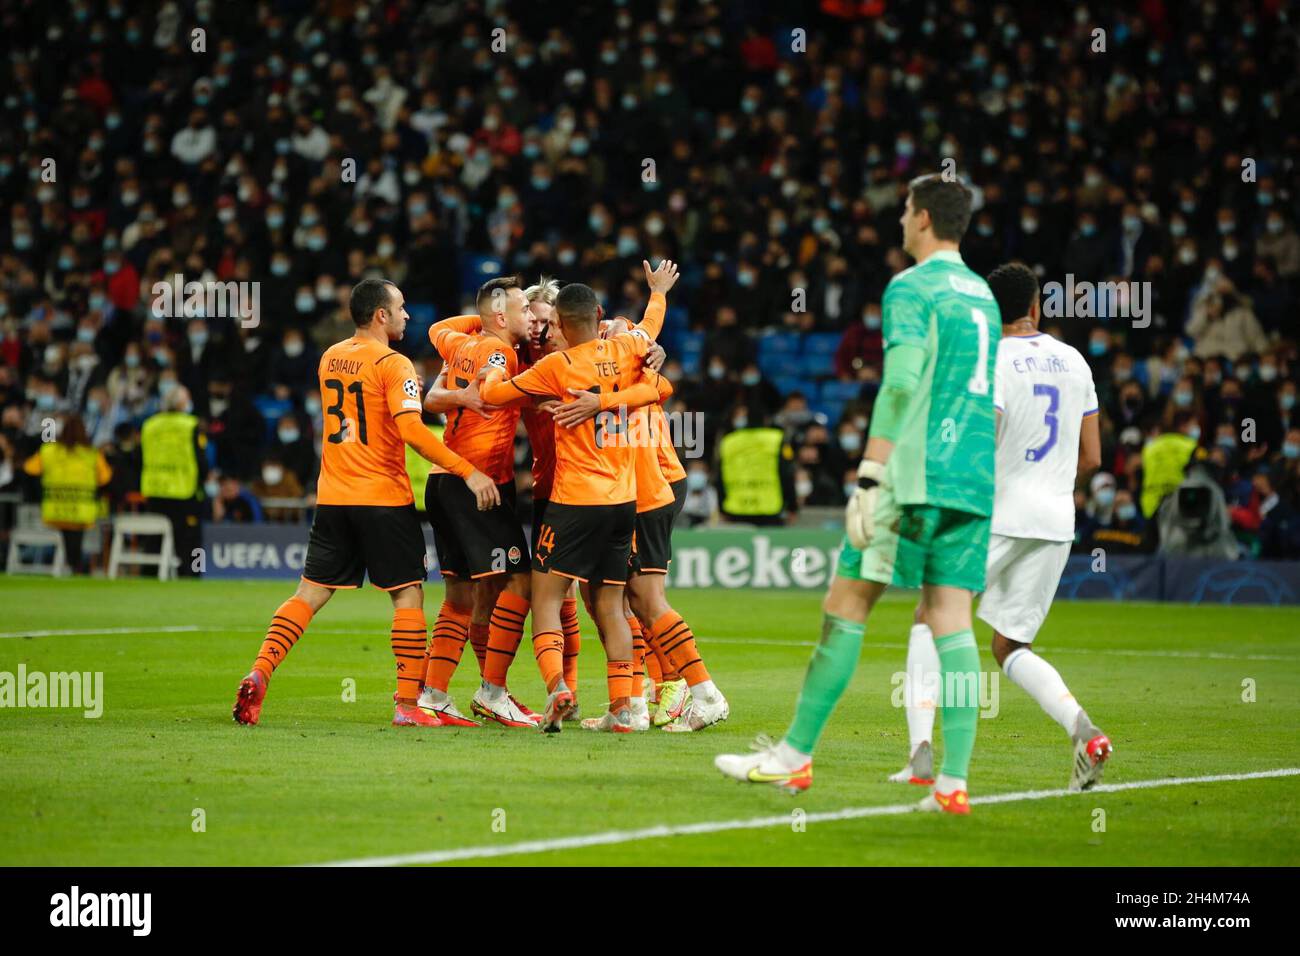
[526,287,670,722]
[557,317,728,732]
[480,260,679,733]
[419,277,539,727]
[232,279,498,728]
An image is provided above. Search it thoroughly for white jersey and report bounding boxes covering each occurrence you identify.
[991,332,1098,541]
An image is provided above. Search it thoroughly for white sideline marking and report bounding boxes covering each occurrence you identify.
[312,767,1300,867]
[0,625,202,640]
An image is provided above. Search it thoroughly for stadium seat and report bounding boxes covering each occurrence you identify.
[820,380,864,404]
[459,254,504,295]
[809,401,846,425]
[107,514,175,581]
[254,396,293,442]
[772,375,815,399]
[6,528,67,576]
[798,352,833,378]
[804,332,841,355]
[757,332,801,358]
[677,331,704,376]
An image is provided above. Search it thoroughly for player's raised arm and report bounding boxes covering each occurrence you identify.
[633,258,678,341]
[428,313,483,357]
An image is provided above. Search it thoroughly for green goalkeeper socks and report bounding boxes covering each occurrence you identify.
[935,628,980,781]
[784,613,865,755]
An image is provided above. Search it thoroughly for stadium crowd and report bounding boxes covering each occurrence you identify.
[0,0,1298,564]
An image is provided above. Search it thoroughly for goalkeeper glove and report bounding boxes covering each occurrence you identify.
[845,458,886,549]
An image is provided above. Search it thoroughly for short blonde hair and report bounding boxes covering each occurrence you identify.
[524,275,561,305]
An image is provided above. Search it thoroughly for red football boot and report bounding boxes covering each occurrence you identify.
[233,671,268,726]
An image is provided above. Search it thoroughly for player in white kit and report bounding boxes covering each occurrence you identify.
[889,262,1114,791]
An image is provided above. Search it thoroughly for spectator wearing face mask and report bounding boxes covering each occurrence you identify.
[250,455,305,523]
[204,378,263,479]
[734,362,780,421]
[269,413,317,491]
[1161,374,1206,435]
[1085,471,1118,529]
[1255,212,1300,281]
[1140,410,1203,517]
[1187,274,1269,360]
[835,302,884,380]
[268,329,317,395]
[1084,486,1149,555]
[679,462,719,528]
[1252,467,1300,560]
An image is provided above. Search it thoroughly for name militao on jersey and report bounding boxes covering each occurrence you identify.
[883,250,1000,516]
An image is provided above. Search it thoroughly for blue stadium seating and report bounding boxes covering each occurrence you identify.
[677,331,704,376]
[253,396,293,443]
[804,332,841,356]
[459,254,504,296]
[820,380,864,405]
[772,375,814,399]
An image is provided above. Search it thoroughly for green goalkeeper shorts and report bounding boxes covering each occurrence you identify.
[836,482,990,593]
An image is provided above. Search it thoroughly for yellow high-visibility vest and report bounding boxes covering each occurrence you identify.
[39,443,100,528]
[1140,431,1197,517]
[405,422,446,512]
[720,427,785,517]
[141,412,199,500]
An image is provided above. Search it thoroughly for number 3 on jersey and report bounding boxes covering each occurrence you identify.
[324,378,368,445]
[1026,383,1060,462]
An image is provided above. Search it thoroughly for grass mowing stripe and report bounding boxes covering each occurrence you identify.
[4,626,1292,664]
[313,767,1300,867]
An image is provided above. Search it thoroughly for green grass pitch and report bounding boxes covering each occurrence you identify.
[1,576,1296,866]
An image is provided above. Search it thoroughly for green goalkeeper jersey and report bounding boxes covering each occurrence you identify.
[882,250,1000,517]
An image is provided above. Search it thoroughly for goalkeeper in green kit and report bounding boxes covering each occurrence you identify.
[715,174,1000,814]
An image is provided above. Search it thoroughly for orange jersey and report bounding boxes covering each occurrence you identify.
[650,403,686,483]
[430,318,521,484]
[632,411,675,512]
[315,336,427,507]
[480,292,668,507]
[520,405,556,501]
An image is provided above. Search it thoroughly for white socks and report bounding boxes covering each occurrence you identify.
[776,739,811,768]
[935,773,966,793]
[480,680,506,701]
[904,624,940,756]
[1002,646,1081,734]
[692,679,718,702]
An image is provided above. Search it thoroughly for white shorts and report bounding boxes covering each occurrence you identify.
[976,534,1071,644]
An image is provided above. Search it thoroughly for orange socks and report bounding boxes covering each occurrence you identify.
[561,597,581,696]
[607,660,632,714]
[629,617,646,698]
[468,622,490,677]
[645,622,681,682]
[533,630,565,692]
[650,611,710,687]
[484,590,529,687]
[644,639,663,694]
[423,601,472,692]
[253,597,314,681]
[391,607,428,704]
